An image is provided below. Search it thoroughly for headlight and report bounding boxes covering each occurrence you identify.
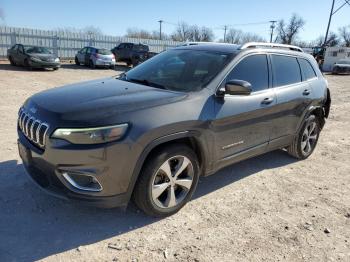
[51,124,128,144]
[54,58,60,62]
[30,57,41,62]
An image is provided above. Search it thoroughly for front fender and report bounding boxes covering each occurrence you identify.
[124,130,205,205]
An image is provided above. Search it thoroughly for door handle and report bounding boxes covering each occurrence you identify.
[303,89,311,96]
[261,97,274,105]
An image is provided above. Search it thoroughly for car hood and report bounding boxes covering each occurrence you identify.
[24,77,187,125]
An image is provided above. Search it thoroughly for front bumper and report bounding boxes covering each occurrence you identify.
[29,60,61,68]
[17,129,140,208]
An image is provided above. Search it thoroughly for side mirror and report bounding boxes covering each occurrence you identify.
[222,79,252,96]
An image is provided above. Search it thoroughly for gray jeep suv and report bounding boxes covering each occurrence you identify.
[17,42,331,217]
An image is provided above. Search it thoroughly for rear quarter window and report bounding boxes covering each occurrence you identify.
[271,55,301,87]
[298,58,317,81]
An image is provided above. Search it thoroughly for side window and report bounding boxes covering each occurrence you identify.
[298,58,317,81]
[11,44,18,51]
[226,54,269,92]
[271,55,301,87]
[80,47,87,54]
[18,45,24,53]
[118,44,125,49]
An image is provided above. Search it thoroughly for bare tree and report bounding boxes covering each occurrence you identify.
[324,31,339,47]
[55,26,103,36]
[171,22,192,41]
[221,28,265,44]
[224,28,243,44]
[126,28,153,39]
[83,26,103,36]
[240,32,265,43]
[339,25,350,47]
[276,14,305,44]
[187,25,214,42]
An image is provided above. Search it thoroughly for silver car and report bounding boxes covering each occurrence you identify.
[332,59,350,74]
[75,46,116,69]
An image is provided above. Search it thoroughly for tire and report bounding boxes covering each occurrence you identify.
[287,115,320,159]
[53,67,59,71]
[126,61,132,67]
[89,59,95,69]
[75,56,80,65]
[9,56,15,66]
[24,59,32,70]
[132,59,140,67]
[133,144,200,217]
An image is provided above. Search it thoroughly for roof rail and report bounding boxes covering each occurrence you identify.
[240,42,304,52]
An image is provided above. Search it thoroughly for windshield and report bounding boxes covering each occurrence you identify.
[97,49,112,55]
[338,59,350,64]
[133,45,149,52]
[121,49,233,92]
[24,46,52,54]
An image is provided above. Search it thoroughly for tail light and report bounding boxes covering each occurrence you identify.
[112,54,115,59]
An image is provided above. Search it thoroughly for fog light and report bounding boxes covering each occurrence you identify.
[62,172,102,192]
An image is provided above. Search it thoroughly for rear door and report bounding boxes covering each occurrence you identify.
[212,54,276,161]
[270,54,311,140]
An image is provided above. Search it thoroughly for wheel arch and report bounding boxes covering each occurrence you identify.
[125,131,207,203]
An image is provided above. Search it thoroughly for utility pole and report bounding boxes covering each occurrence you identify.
[324,0,335,47]
[223,25,228,42]
[158,20,163,40]
[324,0,350,46]
[269,21,277,43]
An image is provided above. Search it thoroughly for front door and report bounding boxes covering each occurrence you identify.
[77,47,87,64]
[212,54,276,162]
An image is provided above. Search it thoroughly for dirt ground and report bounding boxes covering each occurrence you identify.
[0,61,349,262]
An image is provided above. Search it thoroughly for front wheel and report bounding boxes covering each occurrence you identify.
[75,56,80,65]
[287,115,320,159]
[133,145,200,217]
[9,56,15,66]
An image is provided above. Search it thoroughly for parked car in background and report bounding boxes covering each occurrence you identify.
[111,43,156,67]
[75,47,116,69]
[17,42,331,217]
[332,59,350,74]
[7,44,60,70]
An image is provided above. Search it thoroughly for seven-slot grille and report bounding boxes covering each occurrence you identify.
[18,108,49,148]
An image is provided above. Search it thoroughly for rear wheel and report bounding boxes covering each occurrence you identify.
[287,115,320,159]
[75,56,80,65]
[133,145,200,217]
[9,56,15,66]
[53,67,59,71]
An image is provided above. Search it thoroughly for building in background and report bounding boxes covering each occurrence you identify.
[323,47,350,71]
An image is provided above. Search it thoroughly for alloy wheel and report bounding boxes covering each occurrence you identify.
[301,121,318,155]
[151,155,194,209]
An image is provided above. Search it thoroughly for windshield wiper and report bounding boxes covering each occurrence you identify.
[126,78,168,90]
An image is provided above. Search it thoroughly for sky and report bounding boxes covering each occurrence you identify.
[0,0,349,42]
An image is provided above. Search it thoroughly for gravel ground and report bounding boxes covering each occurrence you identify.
[0,62,349,262]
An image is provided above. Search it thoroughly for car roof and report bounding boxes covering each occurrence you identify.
[175,43,241,53]
[175,42,313,58]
